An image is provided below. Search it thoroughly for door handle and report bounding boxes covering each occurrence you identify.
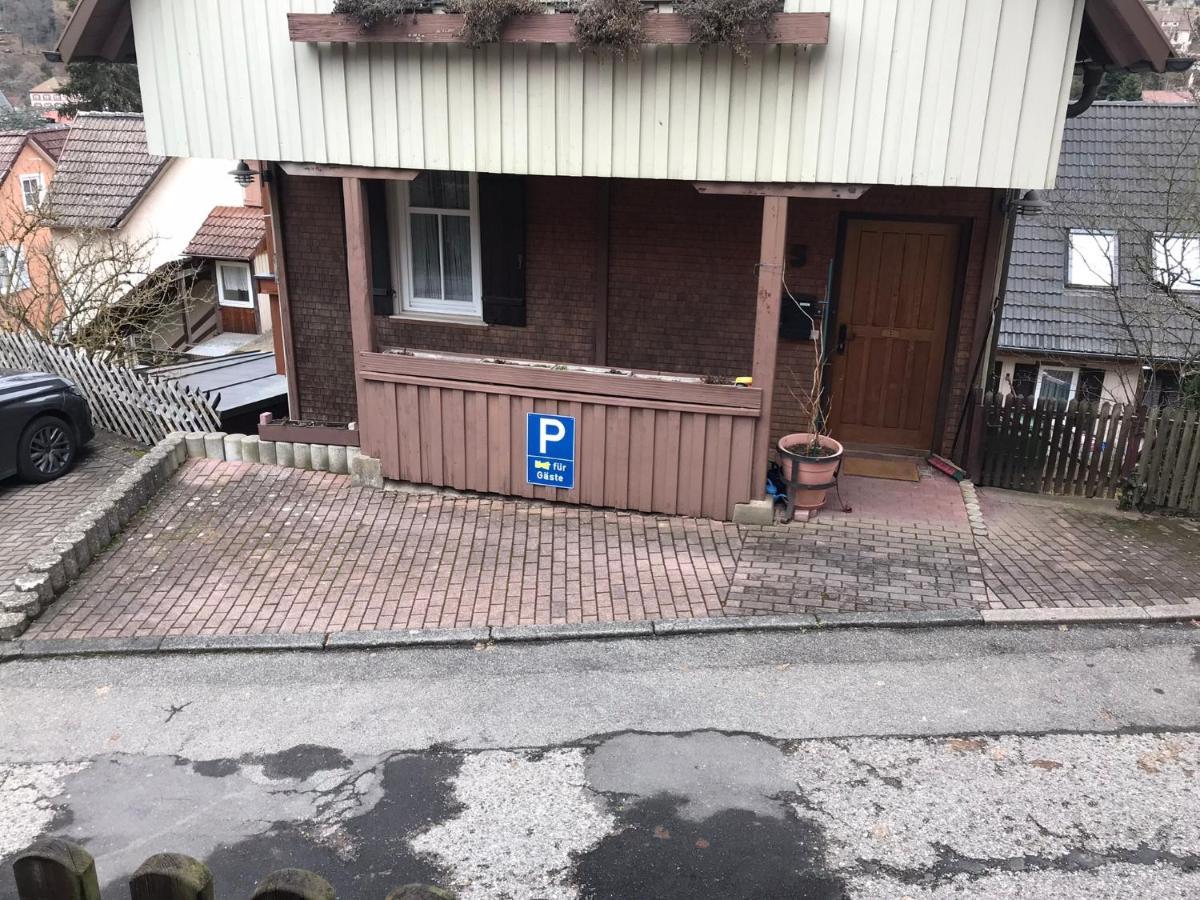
[836,324,848,355]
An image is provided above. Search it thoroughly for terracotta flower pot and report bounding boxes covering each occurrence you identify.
[777,433,844,511]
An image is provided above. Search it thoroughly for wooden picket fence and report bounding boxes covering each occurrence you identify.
[11,838,453,900]
[0,332,221,444]
[1128,405,1200,515]
[977,392,1144,499]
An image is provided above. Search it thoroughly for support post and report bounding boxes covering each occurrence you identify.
[264,168,301,417]
[342,176,377,430]
[593,180,611,366]
[750,195,788,500]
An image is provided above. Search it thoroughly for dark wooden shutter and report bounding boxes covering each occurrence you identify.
[365,180,393,316]
[479,173,526,326]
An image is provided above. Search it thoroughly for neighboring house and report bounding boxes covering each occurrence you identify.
[58,0,1185,519]
[995,102,1200,409]
[0,125,69,324]
[27,77,75,123]
[47,112,270,352]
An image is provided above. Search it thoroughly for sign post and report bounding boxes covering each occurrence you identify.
[526,412,576,490]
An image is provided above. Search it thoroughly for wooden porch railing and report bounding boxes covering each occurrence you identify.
[357,351,762,520]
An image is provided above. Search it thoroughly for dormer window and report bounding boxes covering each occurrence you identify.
[1152,233,1200,292]
[1067,229,1117,288]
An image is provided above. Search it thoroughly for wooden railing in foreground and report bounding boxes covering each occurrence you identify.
[0,332,221,444]
[12,838,455,900]
[1129,405,1200,515]
[978,393,1144,499]
[358,350,762,520]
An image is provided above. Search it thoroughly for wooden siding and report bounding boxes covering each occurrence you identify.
[130,0,1084,189]
[359,351,761,519]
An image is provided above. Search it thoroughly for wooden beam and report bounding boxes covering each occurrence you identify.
[281,161,420,180]
[594,181,611,366]
[264,169,301,416]
[343,177,377,429]
[750,196,789,501]
[694,182,870,200]
[288,12,830,46]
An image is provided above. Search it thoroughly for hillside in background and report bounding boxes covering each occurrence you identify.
[0,0,69,108]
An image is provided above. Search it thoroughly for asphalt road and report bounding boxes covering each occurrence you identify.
[1,623,1198,899]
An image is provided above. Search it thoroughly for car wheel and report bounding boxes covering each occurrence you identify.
[17,415,77,483]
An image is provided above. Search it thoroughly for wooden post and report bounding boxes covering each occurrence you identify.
[264,169,302,417]
[750,195,788,500]
[252,868,336,900]
[342,176,377,430]
[593,180,611,366]
[129,853,214,900]
[13,839,101,900]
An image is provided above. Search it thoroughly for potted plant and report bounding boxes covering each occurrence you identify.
[776,293,843,512]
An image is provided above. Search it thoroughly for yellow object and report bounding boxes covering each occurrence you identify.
[534,460,551,470]
[734,376,753,387]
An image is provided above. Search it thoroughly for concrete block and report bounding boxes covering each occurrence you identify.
[326,628,492,649]
[28,553,67,593]
[157,632,326,653]
[18,636,164,658]
[0,612,28,640]
[294,442,312,470]
[276,441,295,467]
[350,454,383,489]
[204,432,227,460]
[56,544,79,581]
[185,433,207,458]
[491,621,654,642]
[167,433,189,466]
[259,440,278,466]
[311,443,330,472]
[241,435,261,464]
[732,499,776,526]
[346,446,361,473]
[653,614,818,635]
[0,591,40,616]
[1144,601,1200,621]
[223,433,246,462]
[13,572,52,604]
[816,609,984,628]
[980,606,1149,625]
[328,445,348,475]
[54,532,90,571]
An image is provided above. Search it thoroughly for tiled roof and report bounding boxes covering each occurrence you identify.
[29,125,70,160]
[0,132,25,182]
[29,77,64,94]
[49,112,166,228]
[185,206,266,260]
[999,102,1200,363]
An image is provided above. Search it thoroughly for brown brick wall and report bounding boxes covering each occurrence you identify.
[280,173,358,423]
[282,172,994,458]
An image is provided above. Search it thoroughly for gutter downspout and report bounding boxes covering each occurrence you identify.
[1067,64,1104,118]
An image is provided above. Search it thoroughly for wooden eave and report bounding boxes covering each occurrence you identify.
[56,0,134,63]
[287,12,830,46]
[1080,0,1191,73]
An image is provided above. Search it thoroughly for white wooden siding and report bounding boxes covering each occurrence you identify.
[130,0,1085,189]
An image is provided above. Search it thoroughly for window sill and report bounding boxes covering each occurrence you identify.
[384,311,488,328]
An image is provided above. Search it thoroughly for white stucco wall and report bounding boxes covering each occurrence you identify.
[994,355,1143,406]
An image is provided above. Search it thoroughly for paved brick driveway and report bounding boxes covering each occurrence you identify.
[0,431,142,586]
[19,457,1200,640]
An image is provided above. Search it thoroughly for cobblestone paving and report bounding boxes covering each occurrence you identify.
[20,458,1200,640]
[978,490,1200,609]
[0,431,142,586]
[26,460,739,638]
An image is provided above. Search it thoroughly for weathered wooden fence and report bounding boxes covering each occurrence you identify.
[0,332,221,444]
[977,392,1144,499]
[12,838,454,900]
[1127,405,1200,515]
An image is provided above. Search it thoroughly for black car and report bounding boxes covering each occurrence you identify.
[0,370,94,483]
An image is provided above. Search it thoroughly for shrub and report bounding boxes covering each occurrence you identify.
[675,0,780,58]
[572,0,646,57]
[447,0,543,47]
[332,0,429,30]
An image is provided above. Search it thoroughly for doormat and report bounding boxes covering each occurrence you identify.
[842,456,920,482]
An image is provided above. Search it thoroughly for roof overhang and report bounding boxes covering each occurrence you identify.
[56,0,135,64]
[1080,0,1194,74]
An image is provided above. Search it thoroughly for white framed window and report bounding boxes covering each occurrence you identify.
[1152,233,1200,292]
[389,170,483,320]
[0,246,30,293]
[19,173,45,211]
[215,261,255,308]
[1067,229,1117,288]
[1034,367,1078,404]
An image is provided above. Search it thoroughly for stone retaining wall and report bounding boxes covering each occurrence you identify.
[182,430,363,475]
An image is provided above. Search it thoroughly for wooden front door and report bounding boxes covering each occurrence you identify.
[828,219,961,451]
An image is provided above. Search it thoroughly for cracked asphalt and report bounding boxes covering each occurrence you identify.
[1,624,1198,898]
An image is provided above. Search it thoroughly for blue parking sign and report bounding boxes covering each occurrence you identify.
[526,412,575,490]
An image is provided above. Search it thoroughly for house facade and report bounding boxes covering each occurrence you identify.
[59,0,1184,519]
[995,102,1200,410]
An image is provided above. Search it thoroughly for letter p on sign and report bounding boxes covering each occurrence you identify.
[538,417,566,455]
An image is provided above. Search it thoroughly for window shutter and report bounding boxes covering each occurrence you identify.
[478,174,526,326]
[365,180,393,316]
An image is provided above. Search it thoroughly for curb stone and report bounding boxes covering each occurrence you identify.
[2,603,1198,660]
